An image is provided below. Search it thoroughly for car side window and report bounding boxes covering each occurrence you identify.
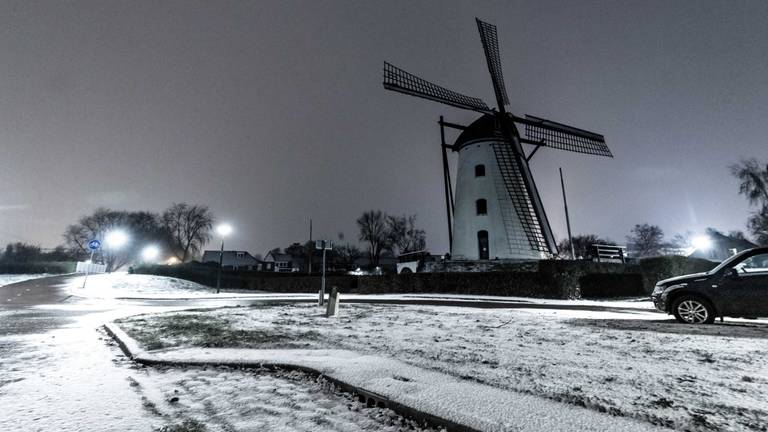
[733,253,768,275]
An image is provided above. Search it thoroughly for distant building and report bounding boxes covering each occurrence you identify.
[689,231,758,262]
[201,250,261,271]
[262,251,301,272]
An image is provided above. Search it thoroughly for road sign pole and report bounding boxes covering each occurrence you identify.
[320,246,326,306]
[82,249,95,289]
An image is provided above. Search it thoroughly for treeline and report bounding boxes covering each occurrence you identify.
[267,211,427,271]
[61,203,214,271]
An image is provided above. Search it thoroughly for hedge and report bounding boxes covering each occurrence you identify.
[134,255,717,299]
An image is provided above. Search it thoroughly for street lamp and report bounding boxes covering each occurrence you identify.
[141,245,160,262]
[216,223,233,293]
[692,235,712,252]
[104,229,129,273]
[105,230,129,249]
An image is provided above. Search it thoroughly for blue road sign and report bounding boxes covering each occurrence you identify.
[88,239,101,251]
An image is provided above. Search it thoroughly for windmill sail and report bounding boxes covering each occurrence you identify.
[491,141,552,254]
[382,18,610,261]
[476,18,509,109]
[383,62,492,114]
[519,115,612,157]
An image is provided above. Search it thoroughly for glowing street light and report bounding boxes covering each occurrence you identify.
[105,230,129,249]
[216,223,233,293]
[692,235,712,251]
[141,245,160,262]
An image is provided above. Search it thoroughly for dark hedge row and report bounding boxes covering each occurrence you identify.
[134,256,718,299]
[0,261,75,274]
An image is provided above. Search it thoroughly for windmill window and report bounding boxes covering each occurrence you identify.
[476,199,487,215]
[475,164,486,177]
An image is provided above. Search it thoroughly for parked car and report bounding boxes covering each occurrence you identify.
[652,247,768,324]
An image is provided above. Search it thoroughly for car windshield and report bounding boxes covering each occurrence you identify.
[707,249,765,274]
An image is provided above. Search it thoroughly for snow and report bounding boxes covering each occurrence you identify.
[109,340,662,432]
[66,272,656,313]
[116,302,768,431]
[66,272,216,299]
[0,275,450,432]
[0,273,48,287]
[0,306,166,431]
[129,365,441,432]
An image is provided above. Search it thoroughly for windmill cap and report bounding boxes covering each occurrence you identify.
[453,114,515,150]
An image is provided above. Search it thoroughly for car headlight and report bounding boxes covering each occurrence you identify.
[652,285,666,296]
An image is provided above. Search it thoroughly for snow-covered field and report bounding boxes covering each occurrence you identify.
[67,272,217,298]
[118,303,768,432]
[0,273,48,287]
[130,365,441,432]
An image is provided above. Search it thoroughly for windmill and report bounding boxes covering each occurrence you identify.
[383,18,613,261]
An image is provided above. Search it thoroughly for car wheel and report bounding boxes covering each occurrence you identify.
[672,296,716,324]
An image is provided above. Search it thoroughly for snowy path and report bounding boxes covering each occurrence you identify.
[117,302,768,431]
[108,323,663,432]
[0,275,448,431]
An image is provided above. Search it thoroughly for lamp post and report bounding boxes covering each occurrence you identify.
[104,229,129,273]
[215,223,233,293]
[315,240,333,305]
[141,245,160,263]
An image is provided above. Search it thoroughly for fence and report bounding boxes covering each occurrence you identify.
[75,261,107,274]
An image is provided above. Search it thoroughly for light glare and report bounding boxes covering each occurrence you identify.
[142,245,160,262]
[692,235,712,251]
[217,223,233,237]
[105,230,129,249]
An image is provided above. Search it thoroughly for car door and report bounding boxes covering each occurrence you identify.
[719,252,768,316]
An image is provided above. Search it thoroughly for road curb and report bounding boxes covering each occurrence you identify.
[103,323,482,432]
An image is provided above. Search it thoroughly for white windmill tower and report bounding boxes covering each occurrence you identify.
[383,18,613,260]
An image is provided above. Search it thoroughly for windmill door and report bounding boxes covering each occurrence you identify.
[478,230,489,260]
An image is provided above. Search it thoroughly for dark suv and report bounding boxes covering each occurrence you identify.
[652,247,768,324]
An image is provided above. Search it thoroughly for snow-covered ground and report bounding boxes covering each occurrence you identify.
[0,274,442,432]
[67,272,219,299]
[130,365,441,432]
[118,303,768,432]
[0,273,48,287]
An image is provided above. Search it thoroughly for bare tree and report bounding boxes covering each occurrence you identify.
[357,210,389,268]
[556,234,614,259]
[63,208,165,271]
[335,232,362,271]
[627,223,664,258]
[731,159,768,246]
[731,159,768,207]
[161,203,214,262]
[386,214,426,255]
[748,208,768,246]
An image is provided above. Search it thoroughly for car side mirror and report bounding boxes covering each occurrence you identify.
[724,268,739,279]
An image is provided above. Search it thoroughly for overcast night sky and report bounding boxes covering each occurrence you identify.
[1,0,767,254]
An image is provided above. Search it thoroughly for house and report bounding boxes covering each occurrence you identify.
[688,231,758,262]
[201,250,261,271]
[262,251,301,272]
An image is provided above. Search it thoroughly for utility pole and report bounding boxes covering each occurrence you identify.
[216,238,224,293]
[560,167,575,259]
[308,219,313,274]
[315,240,332,306]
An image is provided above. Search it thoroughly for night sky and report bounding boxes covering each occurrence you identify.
[1,0,766,254]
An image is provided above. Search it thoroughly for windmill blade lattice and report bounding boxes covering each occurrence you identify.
[383,62,492,114]
[476,18,509,109]
[521,115,613,157]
